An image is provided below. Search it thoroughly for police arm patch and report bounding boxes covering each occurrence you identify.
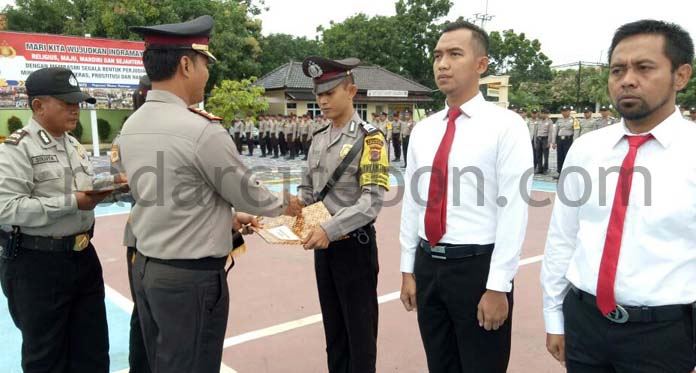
[359,133,390,190]
[4,129,27,145]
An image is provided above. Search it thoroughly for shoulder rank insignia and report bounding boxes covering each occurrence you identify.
[38,130,52,145]
[359,121,380,136]
[4,129,28,145]
[188,107,223,122]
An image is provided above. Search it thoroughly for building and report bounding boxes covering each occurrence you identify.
[255,61,433,120]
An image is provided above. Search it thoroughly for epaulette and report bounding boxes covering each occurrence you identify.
[188,107,223,121]
[313,124,330,137]
[359,121,380,136]
[4,129,28,146]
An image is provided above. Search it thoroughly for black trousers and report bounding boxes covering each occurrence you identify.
[270,134,279,157]
[233,133,242,154]
[286,135,296,158]
[557,136,573,172]
[245,132,254,155]
[392,134,402,160]
[534,136,549,172]
[259,133,268,156]
[131,253,229,373]
[264,132,272,155]
[314,226,379,373]
[402,135,410,167]
[126,247,150,373]
[415,246,512,373]
[301,134,309,156]
[0,245,109,373]
[563,291,696,373]
[279,132,287,155]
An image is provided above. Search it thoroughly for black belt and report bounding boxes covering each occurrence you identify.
[138,251,227,271]
[419,239,494,260]
[559,135,573,140]
[19,232,92,252]
[572,286,691,324]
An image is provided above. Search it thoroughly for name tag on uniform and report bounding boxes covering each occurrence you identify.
[31,155,59,165]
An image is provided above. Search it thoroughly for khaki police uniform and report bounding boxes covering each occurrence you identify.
[391,117,402,161]
[577,117,596,138]
[258,118,268,157]
[269,118,279,158]
[299,55,389,373]
[244,119,255,156]
[534,118,553,173]
[552,115,576,173]
[285,119,298,159]
[401,115,415,168]
[594,116,617,130]
[0,116,112,371]
[123,15,290,372]
[232,119,243,153]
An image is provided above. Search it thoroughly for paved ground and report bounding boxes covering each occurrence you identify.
[2,144,567,373]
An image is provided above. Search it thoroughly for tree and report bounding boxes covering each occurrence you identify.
[258,33,321,76]
[206,78,268,125]
[97,118,111,141]
[3,0,267,91]
[7,116,23,133]
[70,120,83,141]
[677,61,696,108]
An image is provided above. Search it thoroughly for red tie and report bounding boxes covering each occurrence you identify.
[596,134,653,315]
[425,107,462,246]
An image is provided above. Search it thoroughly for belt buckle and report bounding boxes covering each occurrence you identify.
[430,245,446,260]
[604,305,629,323]
[561,136,566,140]
[73,234,89,252]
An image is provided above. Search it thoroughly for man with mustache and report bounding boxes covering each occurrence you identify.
[542,19,696,372]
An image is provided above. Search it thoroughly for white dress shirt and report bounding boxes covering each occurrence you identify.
[399,93,533,292]
[541,107,696,334]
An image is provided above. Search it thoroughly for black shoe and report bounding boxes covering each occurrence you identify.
[302,157,308,160]
[272,156,279,159]
[260,155,267,158]
[392,158,400,162]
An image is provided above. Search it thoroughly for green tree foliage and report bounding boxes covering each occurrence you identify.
[70,120,83,141]
[7,116,23,133]
[677,61,696,108]
[258,34,321,76]
[206,78,268,125]
[96,118,111,141]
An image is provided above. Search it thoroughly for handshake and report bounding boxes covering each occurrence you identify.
[233,192,305,235]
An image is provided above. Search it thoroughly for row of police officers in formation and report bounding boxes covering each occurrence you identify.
[229,110,418,166]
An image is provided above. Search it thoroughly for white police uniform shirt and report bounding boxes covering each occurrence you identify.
[541,107,696,335]
[399,93,533,292]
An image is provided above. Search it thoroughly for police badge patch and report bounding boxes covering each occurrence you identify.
[307,61,323,79]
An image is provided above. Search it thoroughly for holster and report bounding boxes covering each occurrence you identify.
[0,226,20,261]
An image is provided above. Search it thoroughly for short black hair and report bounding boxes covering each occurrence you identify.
[441,20,490,56]
[142,47,200,82]
[609,20,694,71]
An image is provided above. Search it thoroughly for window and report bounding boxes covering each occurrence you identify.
[286,103,297,109]
[354,103,368,121]
[307,103,322,119]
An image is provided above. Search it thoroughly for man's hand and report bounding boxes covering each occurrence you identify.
[75,191,111,211]
[477,290,509,331]
[284,193,303,217]
[234,212,262,234]
[114,173,128,184]
[546,333,566,367]
[302,226,329,250]
[400,273,417,312]
[552,143,557,150]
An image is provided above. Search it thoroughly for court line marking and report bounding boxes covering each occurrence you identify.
[220,254,544,349]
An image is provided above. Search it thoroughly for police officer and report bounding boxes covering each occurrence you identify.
[122,16,302,372]
[688,106,696,122]
[534,108,553,174]
[232,116,244,153]
[551,105,576,176]
[576,107,596,137]
[391,111,402,162]
[258,115,267,157]
[285,115,297,160]
[0,67,121,372]
[594,105,617,130]
[278,115,288,156]
[299,56,389,373]
[269,114,280,158]
[401,110,415,168]
[133,75,151,109]
[244,115,255,156]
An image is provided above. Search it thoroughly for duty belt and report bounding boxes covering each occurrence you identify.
[419,239,494,260]
[571,286,691,324]
[19,232,92,252]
